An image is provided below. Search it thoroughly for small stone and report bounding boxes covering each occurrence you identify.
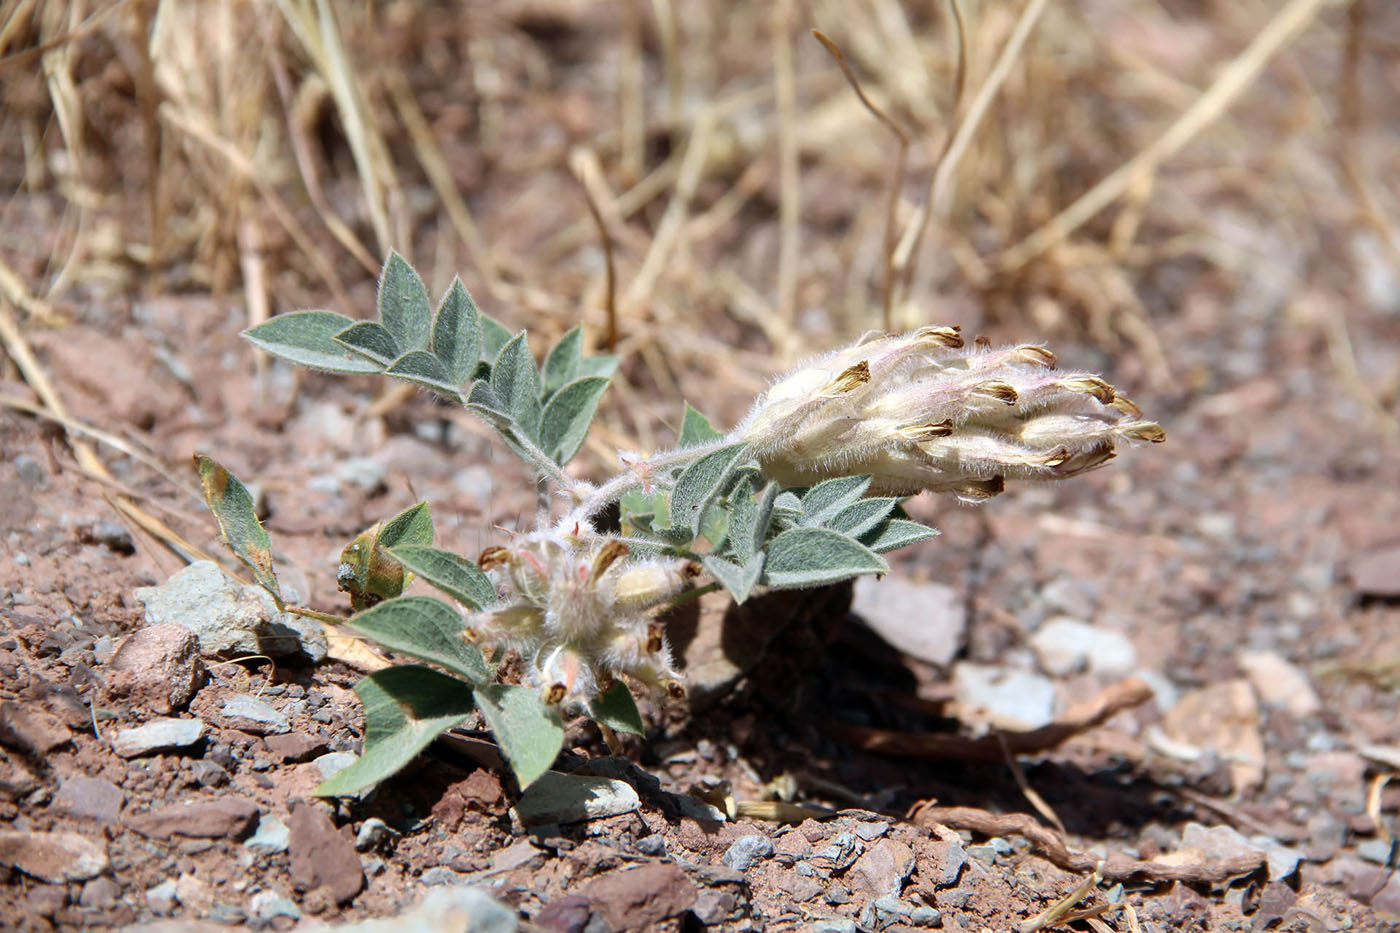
[217,695,290,735]
[262,731,327,763]
[245,815,291,856]
[1305,810,1348,861]
[1326,856,1391,903]
[106,624,204,714]
[314,752,357,782]
[419,866,464,886]
[1372,873,1400,916]
[355,818,397,852]
[850,838,915,897]
[1357,838,1396,865]
[854,821,890,842]
[1348,544,1400,599]
[112,717,205,758]
[812,921,858,933]
[489,838,544,873]
[126,797,260,840]
[0,701,71,755]
[331,886,518,932]
[909,905,942,927]
[191,760,230,788]
[79,876,120,909]
[1030,617,1138,678]
[146,879,178,915]
[926,840,967,888]
[52,775,123,824]
[952,662,1058,730]
[514,772,640,827]
[0,747,39,799]
[288,801,364,906]
[1238,650,1320,717]
[811,832,862,873]
[580,862,697,931]
[1248,834,1304,881]
[1253,882,1298,929]
[0,831,109,882]
[535,893,592,932]
[860,895,913,931]
[852,577,966,666]
[1162,679,1265,794]
[721,834,775,871]
[635,834,667,857]
[175,872,214,911]
[249,890,302,924]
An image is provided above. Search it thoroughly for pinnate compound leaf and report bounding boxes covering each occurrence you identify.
[194,455,282,607]
[762,527,887,589]
[243,310,381,374]
[379,502,434,549]
[670,442,750,536]
[799,475,873,527]
[387,350,464,401]
[589,681,645,736]
[389,546,497,610]
[491,333,544,438]
[347,596,489,684]
[542,326,583,398]
[334,321,399,366]
[826,497,898,538]
[378,249,433,351]
[540,376,611,465]
[862,518,939,554]
[679,402,724,447]
[702,553,765,603]
[473,684,563,788]
[315,665,474,797]
[431,278,482,386]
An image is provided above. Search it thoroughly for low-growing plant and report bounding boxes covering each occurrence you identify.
[199,251,1163,795]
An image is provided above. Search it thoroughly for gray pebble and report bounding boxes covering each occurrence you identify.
[721,833,775,871]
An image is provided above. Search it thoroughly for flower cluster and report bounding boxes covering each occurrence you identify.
[471,531,695,707]
[738,327,1165,500]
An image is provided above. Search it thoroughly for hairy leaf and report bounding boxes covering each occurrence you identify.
[703,553,765,603]
[723,477,759,562]
[473,684,563,788]
[387,350,464,401]
[195,455,282,607]
[379,502,434,549]
[491,333,544,438]
[540,376,611,465]
[389,545,498,610]
[577,355,619,380]
[479,313,513,361]
[378,249,433,352]
[862,518,939,554]
[825,497,898,538]
[763,527,887,589]
[589,681,645,736]
[334,321,399,366]
[243,310,381,374]
[678,402,724,446]
[347,596,489,684]
[542,326,583,398]
[431,278,481,386]
[315,665,474,797]
[799,475,873,527]
[669,442,750,536]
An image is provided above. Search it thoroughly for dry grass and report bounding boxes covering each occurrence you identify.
[2,0,1397,445]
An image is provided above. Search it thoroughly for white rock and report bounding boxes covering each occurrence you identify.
[852,577,965,667]
[112,718,206,758]
[514,771,640,827]
[1030,617,1138,678]
[1238,650,1320,718]
[952,663,1057,731]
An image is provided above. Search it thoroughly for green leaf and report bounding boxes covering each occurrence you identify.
[378,249,433,352]
[799,475,873,527]
[194,455,282,608]
[539,376,611,465]
[431,278,482,386]
[723,477,759,562]
[669,442,750,536]
[862,518,939,554]
[315,665,474,797]
[379,502,434,549]
[473,684,563,788]
[389,545,498,610]
[479,313,513,361]
[826,497,898,538]
[620,489,671,535]
[347,596,490,684]
[243,310,381,374]
[762,527,887,589]
[491,333,544,438]
[577,356,619,380]
[387,350,464,400]
[334,321,399,366]
[702,553,764,603]
[589,681,645,736]
[542,326,583,398]
[467,381,556,472]
[678,402,724,446]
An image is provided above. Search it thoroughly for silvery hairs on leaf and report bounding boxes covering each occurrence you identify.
[738,326,1164,501]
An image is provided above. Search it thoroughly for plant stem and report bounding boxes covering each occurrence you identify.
[663,580,721,610]
[287,606,346,626]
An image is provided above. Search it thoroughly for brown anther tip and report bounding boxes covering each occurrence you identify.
[477,546,509,570]
[974,334,992,350]
[902,419,954,441]
[1063,376,1115,404]
[1109,396,1144,419]
[1041,446,1069,468]
[976,381,1019,405]
[1017,345,1057,367]
[826,360,871,394]
[681,561,703,580]
[665,681,687,700]
[958,476,1005,499]
[1123,422,1166,443]
[545,683,567,705]
[915,325,964,349]
[592,539,630,578]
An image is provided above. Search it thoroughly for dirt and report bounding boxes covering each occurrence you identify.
[2,1,1400,931]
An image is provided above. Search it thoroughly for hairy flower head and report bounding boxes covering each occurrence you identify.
[739,327,1164,500]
